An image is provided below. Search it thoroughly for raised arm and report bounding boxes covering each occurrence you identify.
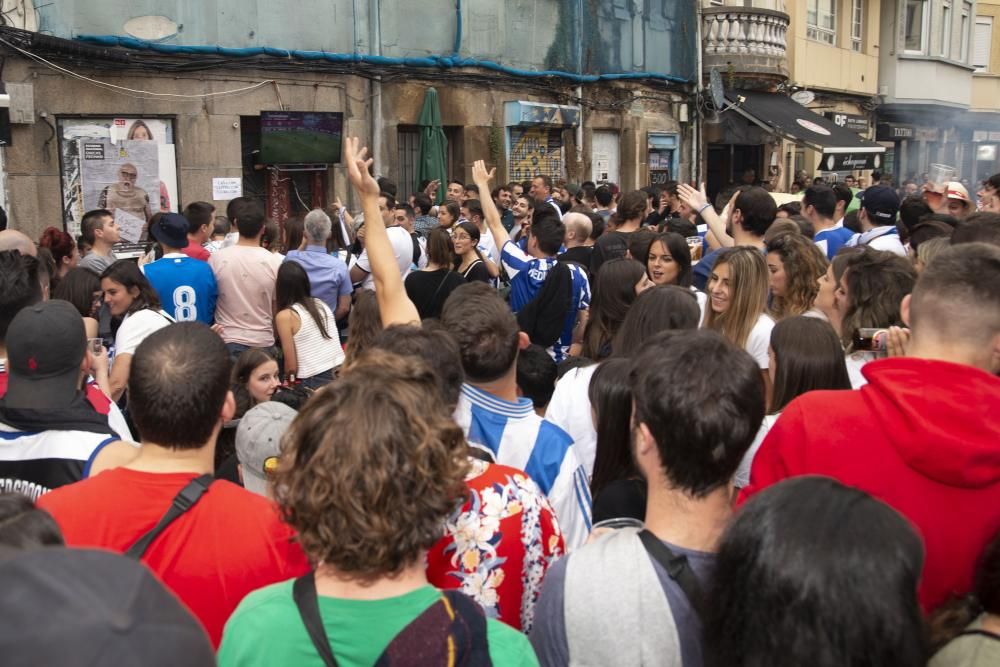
[472,160,510,252]
[679,182,735,248]
[343,137,419,326]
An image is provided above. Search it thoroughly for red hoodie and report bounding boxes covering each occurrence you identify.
[739,357,1000,612]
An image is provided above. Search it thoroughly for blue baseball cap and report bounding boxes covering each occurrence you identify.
[150,213,190,249]
[856,185,900,224]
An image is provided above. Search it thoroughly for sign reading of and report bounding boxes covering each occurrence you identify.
[824,112,869,134]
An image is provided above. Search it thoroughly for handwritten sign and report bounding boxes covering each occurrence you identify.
[212,177,242,201]
[115,208,146,244]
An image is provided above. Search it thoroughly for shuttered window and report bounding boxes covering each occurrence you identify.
[974,16,993,71]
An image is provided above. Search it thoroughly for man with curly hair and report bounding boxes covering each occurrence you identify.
[218,351,538,665]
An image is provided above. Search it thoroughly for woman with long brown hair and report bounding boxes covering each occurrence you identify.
[703,246,774,387]
[765,231,829,320]
[580,258,650,360]
[734,316,850,487]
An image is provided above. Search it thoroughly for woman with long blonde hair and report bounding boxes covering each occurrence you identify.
[703,246,774,388]
[765,232,830,320]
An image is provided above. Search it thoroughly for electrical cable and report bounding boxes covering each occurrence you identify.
[0,36,274,99]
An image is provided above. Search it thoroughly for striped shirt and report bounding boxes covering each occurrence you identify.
[290,300,344,379]
[500,241,591,363]
[454,384,592,550]
[0,423,116,501]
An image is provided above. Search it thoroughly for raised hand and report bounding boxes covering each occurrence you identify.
[472,160,496,187]
[678,182,709,212]
[343,137,379,199]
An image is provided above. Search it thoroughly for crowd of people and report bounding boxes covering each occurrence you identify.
[0,136,998,666]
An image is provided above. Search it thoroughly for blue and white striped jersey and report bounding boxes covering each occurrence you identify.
[500,241,591,363]
[454,383,592,550]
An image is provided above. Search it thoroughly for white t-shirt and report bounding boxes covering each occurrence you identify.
[477,228,501,266]
[693,288,707,323]
[113,309,173,359]
[734,413,780,488]
[544,363,599,477]
[745,313,775,369]
[355,226,413,290]
[845,350,878,388]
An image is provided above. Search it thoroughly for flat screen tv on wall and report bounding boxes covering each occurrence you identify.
[259,111,343,164]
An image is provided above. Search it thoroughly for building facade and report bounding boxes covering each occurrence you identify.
[700,0,883,198]
[0,0,696,242]
[700,0,1000,190]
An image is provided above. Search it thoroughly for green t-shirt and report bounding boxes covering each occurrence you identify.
[218,580,539,667]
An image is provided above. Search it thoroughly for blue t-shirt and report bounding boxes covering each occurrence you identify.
[142,253,218,325]
[692,247,721,291]
[814,225,854,259]
[500,241,591,363]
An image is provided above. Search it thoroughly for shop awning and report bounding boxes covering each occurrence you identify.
[727,90,885,171]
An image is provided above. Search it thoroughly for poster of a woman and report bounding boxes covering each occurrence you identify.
[125,120,171,211]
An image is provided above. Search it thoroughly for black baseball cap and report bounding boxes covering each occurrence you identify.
[4,301,85,409]
[856,185,900,224]
[0,547,215,666]
[150,212,190,249]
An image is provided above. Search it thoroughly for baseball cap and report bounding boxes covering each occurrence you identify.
[5,301,85,409]
[0,547,214,666]
[945,181,971,203]
[856,184,900,224]
[150,212,189,249]
[236,401,297,496]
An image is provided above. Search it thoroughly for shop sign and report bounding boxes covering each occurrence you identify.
[821,151,883,171]
[824,112,869,134]
[876,123,915,141]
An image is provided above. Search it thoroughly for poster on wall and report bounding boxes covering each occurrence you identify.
[58,117,178,258]
[80,139,159,245]
[508,127,563,182]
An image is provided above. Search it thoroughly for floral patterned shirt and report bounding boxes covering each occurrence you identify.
[426,459,565,633]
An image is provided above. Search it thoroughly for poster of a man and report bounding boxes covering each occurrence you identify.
[80,138,159,249]
[97,162,154,224]
[58,117,178,257]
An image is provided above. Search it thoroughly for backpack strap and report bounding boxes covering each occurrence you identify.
[637,529,707,620]
[441,590,492,666]
[292,573,339,667]
[124,474,214,559]
[375,590,492,667]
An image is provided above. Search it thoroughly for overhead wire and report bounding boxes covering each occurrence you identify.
[0,36,275,100]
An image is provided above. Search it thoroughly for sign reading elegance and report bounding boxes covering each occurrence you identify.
[824,112,869,134]
[822,151,882,171]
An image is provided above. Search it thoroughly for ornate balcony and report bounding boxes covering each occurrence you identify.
[702,7,790,85]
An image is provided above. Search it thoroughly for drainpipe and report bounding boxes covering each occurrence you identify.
[369,0,383,172]
[693,0,703,184]
[575,0,584,179]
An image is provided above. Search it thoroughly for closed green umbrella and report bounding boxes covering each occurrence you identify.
[416,87,448,206]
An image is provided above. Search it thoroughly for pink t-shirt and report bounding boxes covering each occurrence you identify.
[209,245,284,347]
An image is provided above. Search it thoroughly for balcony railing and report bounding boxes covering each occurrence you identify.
[702,7,789,82]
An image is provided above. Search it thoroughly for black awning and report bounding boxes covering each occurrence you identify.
[727,90,885,170]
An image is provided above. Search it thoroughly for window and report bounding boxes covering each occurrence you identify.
[940,0,952,57]
[961,2,973,61]
[904,0,928,53]
[807,0,837,44]
[851,0,864,51]
[974,16,994,71]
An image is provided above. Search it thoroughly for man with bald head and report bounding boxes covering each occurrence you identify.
[557,212,593,276]
[0,230,36,257]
